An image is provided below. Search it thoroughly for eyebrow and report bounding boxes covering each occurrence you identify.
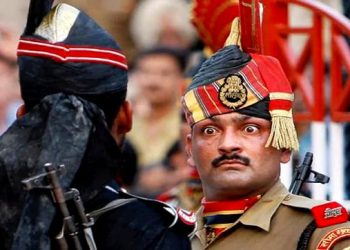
[210,114,252,123]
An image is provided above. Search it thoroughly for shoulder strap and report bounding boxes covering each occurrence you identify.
[297,220,317,250]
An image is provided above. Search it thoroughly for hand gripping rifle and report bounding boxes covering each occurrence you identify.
[289,152,330,195]
[21,163,97,250]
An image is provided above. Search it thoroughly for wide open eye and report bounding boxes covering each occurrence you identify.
[243,125,259,134]
[203,126,217,135]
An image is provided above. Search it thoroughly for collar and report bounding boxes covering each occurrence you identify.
[194,180,289,246]
[239,180,288,231]
[202,196,261,216]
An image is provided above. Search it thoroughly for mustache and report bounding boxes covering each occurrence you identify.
[212,153,250,168]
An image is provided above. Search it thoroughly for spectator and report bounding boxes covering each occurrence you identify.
[130,0,197,51]
[127,46,188,197]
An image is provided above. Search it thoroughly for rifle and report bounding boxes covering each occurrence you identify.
[289,152,330,195]
[21,163,97,250]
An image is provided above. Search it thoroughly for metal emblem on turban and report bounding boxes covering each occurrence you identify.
[219,75,247,109]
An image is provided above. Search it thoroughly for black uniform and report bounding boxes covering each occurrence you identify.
[89,183,192,250]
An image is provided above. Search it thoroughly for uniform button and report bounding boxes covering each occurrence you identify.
[284,195,291,201]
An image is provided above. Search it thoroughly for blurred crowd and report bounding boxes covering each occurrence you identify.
[0,0,349,211]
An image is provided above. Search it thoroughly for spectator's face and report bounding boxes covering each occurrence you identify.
[157,17,192,49]
[186,112,291,201]
[135,54,183,106]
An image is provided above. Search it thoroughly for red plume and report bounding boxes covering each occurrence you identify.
[191,0,240,53]
[191,0,263,54]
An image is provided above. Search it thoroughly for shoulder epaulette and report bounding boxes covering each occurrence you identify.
[282,193,325,209]
[177,207,196,225]
[283,195,349,227]
[311,201,349,228]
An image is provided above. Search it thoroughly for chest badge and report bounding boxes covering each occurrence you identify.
[219,74,247,109]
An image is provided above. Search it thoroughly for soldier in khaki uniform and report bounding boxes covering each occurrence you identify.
[181,35,350,250]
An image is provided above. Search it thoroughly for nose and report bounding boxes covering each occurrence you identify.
[218,129,241,155]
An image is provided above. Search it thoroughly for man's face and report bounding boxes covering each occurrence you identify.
[186,112,291,201]
[135,53,183,106]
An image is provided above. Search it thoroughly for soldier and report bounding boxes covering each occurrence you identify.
[181,31,350,250]
[0,1,194,249]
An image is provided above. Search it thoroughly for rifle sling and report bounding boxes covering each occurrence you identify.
[88,198,137,221]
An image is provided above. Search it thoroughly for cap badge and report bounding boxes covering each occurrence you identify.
[219,74,247,109]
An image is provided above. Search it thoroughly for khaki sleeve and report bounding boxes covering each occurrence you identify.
[308,222,350,249]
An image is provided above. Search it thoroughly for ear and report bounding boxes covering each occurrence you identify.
[110,101,133,144]
[16,104,26,118]
[280,149,292,164]
[113,101,132,134]
[116,101,133,134]
[185,133,196,168]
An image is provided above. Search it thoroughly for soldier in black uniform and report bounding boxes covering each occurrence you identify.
[0,1,194,249]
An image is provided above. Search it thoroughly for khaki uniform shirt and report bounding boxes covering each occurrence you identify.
[191,181,350,250]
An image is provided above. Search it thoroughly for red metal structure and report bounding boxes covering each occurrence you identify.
[262,0,350,122]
